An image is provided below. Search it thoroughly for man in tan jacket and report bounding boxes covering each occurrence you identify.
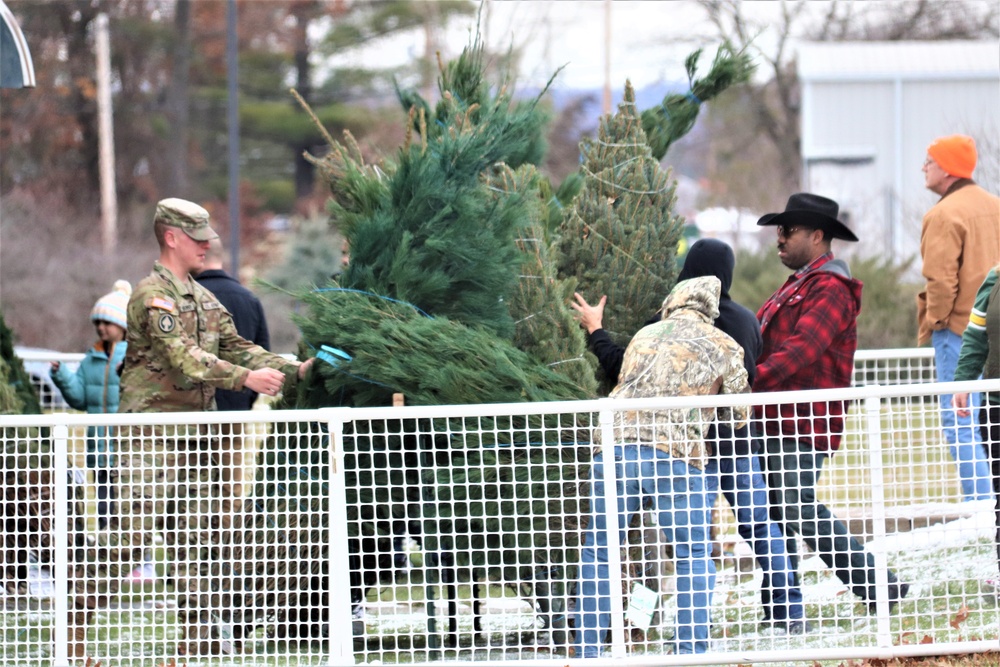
[918,134,1000,502]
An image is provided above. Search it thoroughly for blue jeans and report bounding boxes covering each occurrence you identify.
[933,329,993,501]
[576,445,715,656]
[704,430,803,622]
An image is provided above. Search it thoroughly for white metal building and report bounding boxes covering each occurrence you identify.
[798,40,1000,264]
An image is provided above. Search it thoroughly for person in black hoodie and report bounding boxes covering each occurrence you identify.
[194,237,273,529]
[572,238,809,632]
[574,238,761,383]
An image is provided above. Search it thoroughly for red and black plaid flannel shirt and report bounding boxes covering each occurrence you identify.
[753,253,863,451]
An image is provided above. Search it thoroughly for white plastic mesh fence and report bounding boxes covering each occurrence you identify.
[1,379,997,666]
[852,348,937,387]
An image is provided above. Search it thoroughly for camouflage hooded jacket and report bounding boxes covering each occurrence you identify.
[599,276,750,470]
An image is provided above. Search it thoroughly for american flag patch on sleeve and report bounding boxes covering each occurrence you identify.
[147,296,176,312]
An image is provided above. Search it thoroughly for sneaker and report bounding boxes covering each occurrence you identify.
[128,562,157,584]
[868,582,909,614]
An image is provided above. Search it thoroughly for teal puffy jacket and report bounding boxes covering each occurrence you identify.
[50,340,127,467]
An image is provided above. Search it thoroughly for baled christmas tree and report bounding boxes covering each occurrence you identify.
[296,33,593,402]
[239,39,751,649]
[233,39,595,647]
[557,80,685,390]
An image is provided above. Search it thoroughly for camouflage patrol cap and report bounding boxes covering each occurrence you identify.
[154,198,219,242]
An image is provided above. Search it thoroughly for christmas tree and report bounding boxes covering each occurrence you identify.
[238,39,753,648]
[641,41,755,161]
[495,163,596,393]
[235,37,594,645]
[0,311,63,599]
[1,312,41,414]
[556,80,685,391]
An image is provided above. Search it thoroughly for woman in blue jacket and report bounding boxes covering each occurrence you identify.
[51,279,130,528]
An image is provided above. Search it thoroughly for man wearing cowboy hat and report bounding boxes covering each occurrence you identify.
[753,193,909,616]
[918,134,998,503]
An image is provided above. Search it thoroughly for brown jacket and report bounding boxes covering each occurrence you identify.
[917,180,1000,345]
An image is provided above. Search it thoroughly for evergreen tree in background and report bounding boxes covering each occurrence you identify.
[0,312,39,415]
[556,80,685,391]
[265,215,344,292]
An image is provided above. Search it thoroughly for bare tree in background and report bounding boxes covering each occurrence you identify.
[694,0,807,209]
[691,0,999,212]
[811,0,999,41]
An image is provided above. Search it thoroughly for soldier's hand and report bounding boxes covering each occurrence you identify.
[245,368,287,397]
[297,357,316,380]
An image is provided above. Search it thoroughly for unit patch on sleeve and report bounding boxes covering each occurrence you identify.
[158,312,176,333]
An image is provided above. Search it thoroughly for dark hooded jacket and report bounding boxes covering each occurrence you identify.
[194,268,271,410]
[587,238,763,386]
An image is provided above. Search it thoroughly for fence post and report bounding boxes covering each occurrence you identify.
[52,424,69,667]
[322,408,355,665]
[596,399,627,659]
[864,393,893,646]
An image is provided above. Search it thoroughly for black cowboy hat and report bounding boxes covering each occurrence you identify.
[757,192,859,242]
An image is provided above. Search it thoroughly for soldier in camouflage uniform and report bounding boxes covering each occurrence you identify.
[69,198,314,660]
[575,276,749,657]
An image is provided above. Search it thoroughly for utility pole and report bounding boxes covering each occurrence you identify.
[95,13,117,256]
[226,0,240,273]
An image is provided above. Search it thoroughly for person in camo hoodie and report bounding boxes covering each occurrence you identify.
[50,279,131,529]
[575,275,749,657]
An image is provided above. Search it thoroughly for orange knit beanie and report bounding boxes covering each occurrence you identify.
[927,134,977,179]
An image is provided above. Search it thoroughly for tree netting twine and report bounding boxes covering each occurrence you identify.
[556,80,685,392]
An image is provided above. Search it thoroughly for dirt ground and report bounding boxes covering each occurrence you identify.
[804,653,1000,666]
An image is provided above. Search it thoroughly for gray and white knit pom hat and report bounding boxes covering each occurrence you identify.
[91,280,132,329]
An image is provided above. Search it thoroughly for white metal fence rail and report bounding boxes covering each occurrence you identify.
[2,378,998,666]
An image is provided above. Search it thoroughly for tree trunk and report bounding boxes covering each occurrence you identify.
[292,1,314,199]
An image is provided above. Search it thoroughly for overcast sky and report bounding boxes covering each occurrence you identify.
[322,1,800,95]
